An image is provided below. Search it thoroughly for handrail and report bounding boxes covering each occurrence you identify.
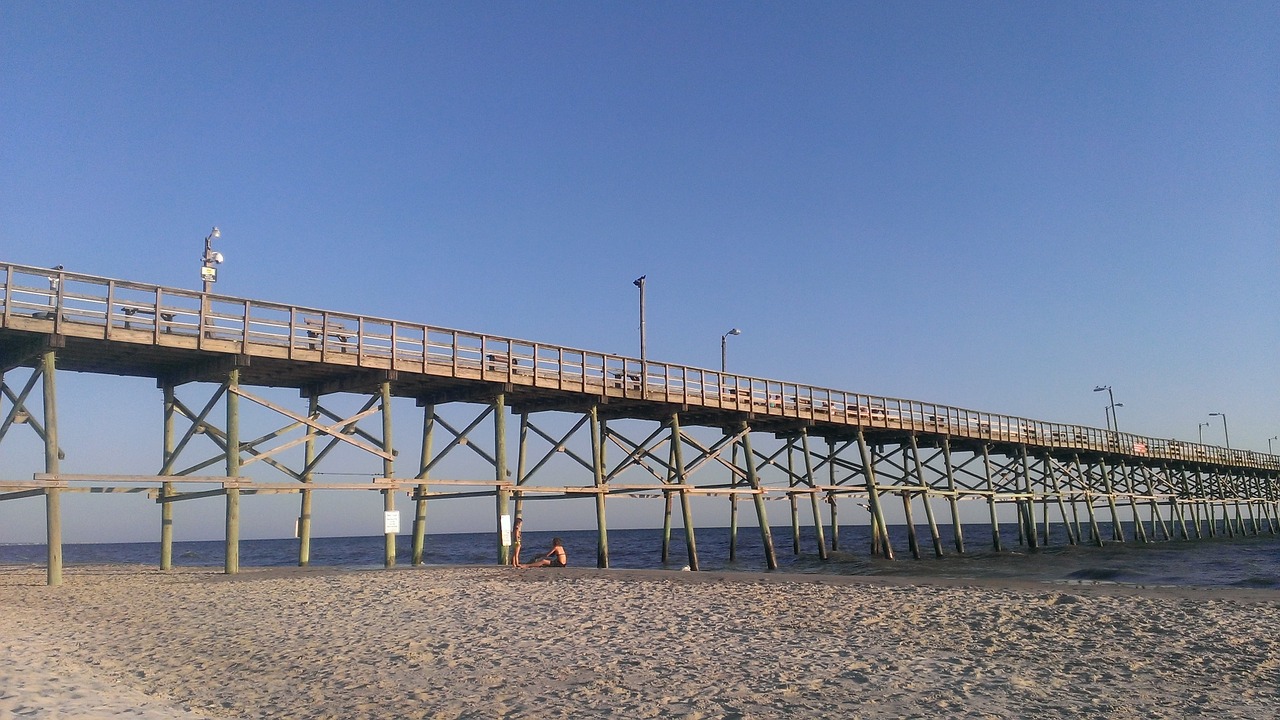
[2,260,1277,473]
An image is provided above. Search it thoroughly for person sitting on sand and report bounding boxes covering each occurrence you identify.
[524,537,567,568]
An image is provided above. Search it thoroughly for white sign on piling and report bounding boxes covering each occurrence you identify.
[384,511,401,534]
[500,514,512,547]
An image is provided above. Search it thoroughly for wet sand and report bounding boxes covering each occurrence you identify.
[2,564,1277,718]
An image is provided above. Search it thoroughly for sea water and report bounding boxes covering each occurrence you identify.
[3,523,1278,589]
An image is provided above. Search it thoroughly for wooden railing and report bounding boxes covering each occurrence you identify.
[3,261,1277,473]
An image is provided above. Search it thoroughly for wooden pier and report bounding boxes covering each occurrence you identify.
[2,261,1277,584]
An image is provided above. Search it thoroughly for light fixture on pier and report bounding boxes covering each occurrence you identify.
[1093,385,1120,432]
[721,328,741,373]
[202,226,223,291]
[1209,412,1230,449]
[633,275,646,362]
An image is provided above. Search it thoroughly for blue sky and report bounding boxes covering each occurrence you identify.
[2,2,1277,543]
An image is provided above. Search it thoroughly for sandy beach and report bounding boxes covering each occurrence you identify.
[1,564,1277,719]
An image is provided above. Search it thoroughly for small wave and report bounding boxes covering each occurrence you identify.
[1230,575,1280,589]
[1066,567,1126,581]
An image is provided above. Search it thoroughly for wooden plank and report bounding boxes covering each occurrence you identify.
[0,488,47,502]
[35,474,235,483]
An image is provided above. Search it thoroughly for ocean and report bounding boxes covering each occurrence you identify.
[3,523,1279,590]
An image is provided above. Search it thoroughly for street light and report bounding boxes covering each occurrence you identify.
[1268,436,1277,454]
[633,275,646,362]
[1105,399,1126,427]
[1093,385,1120,432]
[1198,422,1210,444]
[720,328,741,373]
[201,226,223,292]
[1209,412,1230,448]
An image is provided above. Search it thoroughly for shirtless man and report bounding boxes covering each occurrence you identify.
[524,537,567,568]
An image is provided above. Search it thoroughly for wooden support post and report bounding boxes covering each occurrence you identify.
[1244,477,1260,535]
[1041,467,1051,546]
[1186,468,1201,539]
[787,440,800,555]
[1232,492,1244,537]
[412,404,435,565]
[1144,466,1170,541]
[1019,446,1038,549]
[1182,468,1199,540]
[661,491,673,562]
[981,444,1002,552]
[900,488,920,560]
[42,350,62,586]
[1075,456,1103,546]
[908,435,943,558]
[381,380,396,568]
[941,437,964,554]
[800,431,828,561]
[827,437,839,552]
[1222,475,1234,538]
[661,424,674,563]
[1262,477,1278,535]
[225,367,241,575]
[856,428,893,560]
[1068,471,1084,546]
[670,413,699,570]
[298,393,318,566]
[1118,462,1147,543]
[1202,470,1216,538]
[1045,454,1076,545]
[1170,465,1188,540]
[590,405,609,568]
[494,394,510,566]
[1098,460,1124,542]
[739,423,778,570]
[728,437,739,562]
[515,412,529,524]
[159,383,176,569]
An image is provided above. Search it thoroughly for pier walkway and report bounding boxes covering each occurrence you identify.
[2,261,1277,584]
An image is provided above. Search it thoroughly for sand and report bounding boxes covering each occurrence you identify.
[1,564,1277,719]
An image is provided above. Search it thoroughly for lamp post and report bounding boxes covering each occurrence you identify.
[1198,422,1209,444]
[201,227,223,292]
[1269,436,1277,454]
[720,328,741,373]
[1209,412,1230,449]
[1108,403,1124,432]
[1093,385,1119,432]
[633,276,646,362]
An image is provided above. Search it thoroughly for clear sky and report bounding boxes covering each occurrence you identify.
[2,2,1277,544]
